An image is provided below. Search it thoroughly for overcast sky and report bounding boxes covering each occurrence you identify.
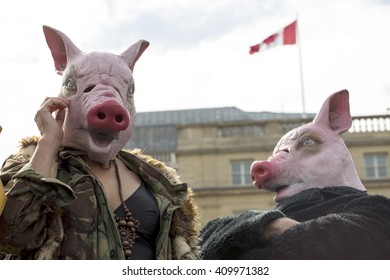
[0,0,389,161]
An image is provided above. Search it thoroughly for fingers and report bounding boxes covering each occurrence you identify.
[40,97,70,114]
[55,109,66,125]
[34,97,70,137]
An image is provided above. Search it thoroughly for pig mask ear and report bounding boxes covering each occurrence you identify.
[42,25,82,75]
[313,89,352,134]
[120,40,150,71]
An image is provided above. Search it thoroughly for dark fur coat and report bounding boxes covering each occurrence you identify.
[199,187,390,259]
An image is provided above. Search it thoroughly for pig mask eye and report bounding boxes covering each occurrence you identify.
[127,84,135,97]
[300,136,317,147]
[64,78,77,94]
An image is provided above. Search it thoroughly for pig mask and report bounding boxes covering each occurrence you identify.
[43,26,149,167]
[251,90,366,202]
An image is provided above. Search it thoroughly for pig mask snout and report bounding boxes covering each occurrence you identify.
[87,100,130,132]
[250,161,273,189]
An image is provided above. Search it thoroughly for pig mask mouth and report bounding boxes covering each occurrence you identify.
[89,129,120,147]
[63,116,132,154]
[255,181,290,201]
[264,182,306,202]
[273,185,294,202]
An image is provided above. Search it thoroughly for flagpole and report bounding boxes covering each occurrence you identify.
[296,16,306,117]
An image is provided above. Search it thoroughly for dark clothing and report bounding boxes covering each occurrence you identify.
[114,182,160,260]
[199,187,390,259]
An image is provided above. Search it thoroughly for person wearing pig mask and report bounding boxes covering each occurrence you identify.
[199,90,390,259]
[0,26,199,260]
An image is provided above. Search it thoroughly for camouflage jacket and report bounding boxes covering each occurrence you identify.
[0,137,199,260]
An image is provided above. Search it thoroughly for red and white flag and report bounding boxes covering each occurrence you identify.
[249,20,297,55]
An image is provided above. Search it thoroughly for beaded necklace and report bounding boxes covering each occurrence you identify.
[113,159,140,260]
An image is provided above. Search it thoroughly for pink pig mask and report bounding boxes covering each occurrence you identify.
[43,26,149,167]
[250,90,366,202]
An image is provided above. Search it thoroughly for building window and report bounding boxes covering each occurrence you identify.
[364,153,388,178]
[231,160,253,186]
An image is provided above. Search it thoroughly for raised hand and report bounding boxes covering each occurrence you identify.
[34,97,70,145]
[31,97,70,177]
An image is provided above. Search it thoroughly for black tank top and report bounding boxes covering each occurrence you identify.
[114,182,160,259]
